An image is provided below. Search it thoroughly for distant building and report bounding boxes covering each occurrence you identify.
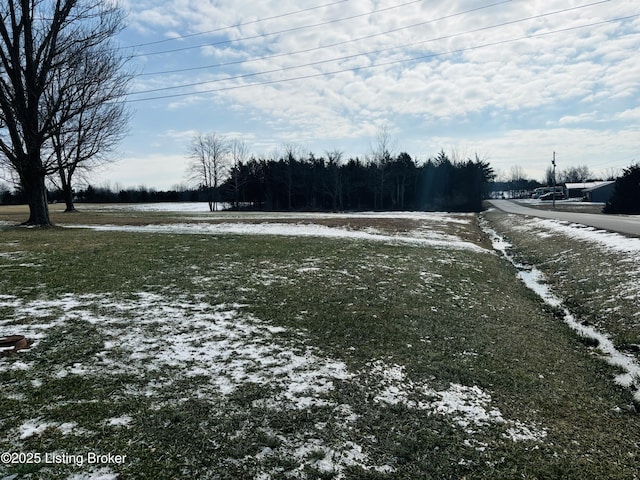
[583,181,616,203]
[564,181,612,200]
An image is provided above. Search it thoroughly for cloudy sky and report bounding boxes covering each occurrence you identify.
[98,0,640,189]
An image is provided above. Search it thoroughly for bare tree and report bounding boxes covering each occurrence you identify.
[602,167,622,181]
[229,137,249,208]
[508,165,527,183]
[508,165,530,198]
[558,165,591,183]
[544,166,555,186]
[0,0,127,226]
[187,132,229,212]
[46,43,132,212]
[368,124,396,210]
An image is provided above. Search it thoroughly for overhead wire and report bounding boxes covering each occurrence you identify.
[125,0,350,48]
[138,0,512,77]
[130,0,427,58]
[129,1,620,97]
[126,13,640,103]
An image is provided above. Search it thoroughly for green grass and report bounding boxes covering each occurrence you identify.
[1,208,639,479]
[483,208,640,353]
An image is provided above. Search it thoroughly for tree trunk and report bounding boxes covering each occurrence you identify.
[22,165,52,226]
[58,160,77,213]
[63,183,76,212]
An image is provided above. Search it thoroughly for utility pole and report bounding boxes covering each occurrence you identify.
[552,151,556,209]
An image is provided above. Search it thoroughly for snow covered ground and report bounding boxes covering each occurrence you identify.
[79,202,222,212]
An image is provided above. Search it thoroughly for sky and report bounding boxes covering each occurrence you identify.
[93,0,640,190]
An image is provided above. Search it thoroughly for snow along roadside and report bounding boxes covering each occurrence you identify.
[480,218,640,403]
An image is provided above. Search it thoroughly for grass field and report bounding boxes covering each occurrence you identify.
[1,204,639,479]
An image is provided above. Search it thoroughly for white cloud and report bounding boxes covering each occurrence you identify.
[616,107,640,121]
[109,0,640,188]
[555,112,599,126]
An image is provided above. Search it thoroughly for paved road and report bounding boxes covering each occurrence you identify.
[488,200,640,237]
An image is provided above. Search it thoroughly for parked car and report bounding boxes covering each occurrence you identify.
[540,191,564,200]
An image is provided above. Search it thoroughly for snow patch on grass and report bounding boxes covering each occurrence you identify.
[530,218,640,253]
[0,292,353,410]
[105,416,132,427]
[16,419,85,440]
[80,203,474,224]
[18,419,54,439]
[369,361,546,441]
[67,220,488,252]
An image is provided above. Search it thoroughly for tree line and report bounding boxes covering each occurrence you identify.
[218,151,494,212]
[3,146,496,212]
[183,131,495,213]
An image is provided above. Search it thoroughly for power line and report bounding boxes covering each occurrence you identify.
[125,0,349,48]
[125,13,639,103]
[138,0,512,77]
[130,1,615,96]
[131,0,427,58]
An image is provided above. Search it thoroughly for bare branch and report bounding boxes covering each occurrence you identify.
[0,0,129,223]
[186,132,230,211]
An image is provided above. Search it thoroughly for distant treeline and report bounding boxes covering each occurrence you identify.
[220,151,494,212]
[0,185,201,205]
[1,150,496,212]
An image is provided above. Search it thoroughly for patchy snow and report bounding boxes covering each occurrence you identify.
[0,292,353,410]
[58,422,79,435]
[430,384,504,429]
[483,221,640,403]
[105,416,132,427]
[81,202,224,212]
[7,360,31,370]
[1,286,549,478]
[17,419,85,440]
[67,220,488,253]
[528,218,640,253]
[57,206,485,252]
[78,203,474,224]
[19,419,55,439]
[369,361,546,441]
[291,439,369,476]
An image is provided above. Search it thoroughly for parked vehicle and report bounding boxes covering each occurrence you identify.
[540,191,564,200]
[532,186,564,199]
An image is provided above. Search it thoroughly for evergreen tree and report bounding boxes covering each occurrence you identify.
[604,164,640,214]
